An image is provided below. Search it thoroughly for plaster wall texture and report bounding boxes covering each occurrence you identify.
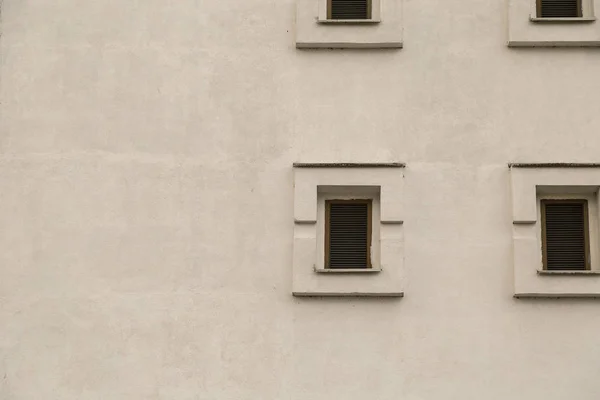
[1,0,600,399]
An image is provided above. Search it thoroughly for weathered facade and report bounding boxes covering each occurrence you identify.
[2,0,600,398]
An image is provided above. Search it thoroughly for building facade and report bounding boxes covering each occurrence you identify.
[2,0,600,398]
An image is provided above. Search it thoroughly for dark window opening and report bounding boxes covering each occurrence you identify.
[541,199,590,271]
[537,0,583,18]
[325,200,372,269]
[328,0,372,20]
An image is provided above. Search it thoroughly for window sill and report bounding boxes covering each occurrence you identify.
[314,267,382,273]
[317,19,382,24]
[537,270,600,275]
[530,17,597,23]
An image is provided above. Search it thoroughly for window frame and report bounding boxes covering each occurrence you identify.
[316,190,381,272]
[325,199,373,269]
[540,199,591,271]
[535,192,600,273]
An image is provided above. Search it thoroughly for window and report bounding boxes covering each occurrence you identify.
[530,0,595,21]
[317,190,380,272]
[510,163,600,298]
[295,0,402,49]
[325,200,373,269]
[537,0,583,18]
[507,0,600,47]
[328,0,372,20]
[292,163,405,297]
[541,200,590,271]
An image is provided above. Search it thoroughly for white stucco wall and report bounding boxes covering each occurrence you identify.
[2,0,600,399]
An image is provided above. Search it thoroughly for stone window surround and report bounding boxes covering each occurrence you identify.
[292,163,405,297]
[295,0,403,49]
[508,0,600,47]
[510,163,600,298]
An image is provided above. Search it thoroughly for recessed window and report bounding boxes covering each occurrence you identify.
[325,200,372,269]
[510,165,600,297]
[541,200,590,271]
[328,0,372,20]
[292,164,404,296]
[298,0,400,49]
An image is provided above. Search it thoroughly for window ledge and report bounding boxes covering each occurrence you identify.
[314,267,382,273]
[318,19,381,24]
[537,270,600,275]
[293,291,403,297]
[530,17,597,22]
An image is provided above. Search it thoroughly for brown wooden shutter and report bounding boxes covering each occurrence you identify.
[328,0,371,20]
[537,0,583,18]
[541,200,590,271]
[325,200,372,269]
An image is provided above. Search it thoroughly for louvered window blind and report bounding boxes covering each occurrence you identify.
[328,0,371,20]
[325,200,372,269]
[541,200,590,271]
[537,0,583,18]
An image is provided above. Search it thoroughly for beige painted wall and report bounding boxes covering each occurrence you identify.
[2,0,600,399]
